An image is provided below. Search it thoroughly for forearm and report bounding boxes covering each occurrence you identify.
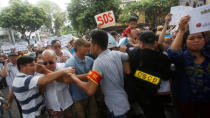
[72,75,97,96]
[171,31,185,51]
[1,64,8,78]
[158,23,168,45]
[7,90,15,104]
[77,74,88,80]
[37,69,66,87]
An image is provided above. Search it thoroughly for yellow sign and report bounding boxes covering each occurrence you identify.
[134,70,160,85]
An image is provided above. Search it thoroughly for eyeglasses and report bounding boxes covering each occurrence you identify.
[43,61,54,65]
[53,46,61,49]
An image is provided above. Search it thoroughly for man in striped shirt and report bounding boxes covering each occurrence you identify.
[12,56,74,118]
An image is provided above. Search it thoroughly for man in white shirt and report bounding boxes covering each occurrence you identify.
[51,40,72,63]
[42,49,74,118]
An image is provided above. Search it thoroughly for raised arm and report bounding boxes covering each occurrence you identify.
[0,59,8,78]
[171,16,190,51]
[158,14,172,50]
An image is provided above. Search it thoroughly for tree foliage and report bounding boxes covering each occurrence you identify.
[67,0,121,35]
[0,0,47,43]
[36,0,62,35]
[119,0,178,25]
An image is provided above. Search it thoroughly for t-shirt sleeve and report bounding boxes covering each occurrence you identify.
[116,51,129,62]
[122,27,131,37]
[65,58,75,68]
[87,60,102,86]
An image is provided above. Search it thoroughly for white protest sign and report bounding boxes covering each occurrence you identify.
[15,42,28,52]
[60,34,72,47]
[1,43,14,54]
[188,4,210,34]
[95,11,115,28]
[169,6,193,25]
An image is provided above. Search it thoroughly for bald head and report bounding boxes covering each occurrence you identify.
[42,49,57,58]
[42,49,57,71]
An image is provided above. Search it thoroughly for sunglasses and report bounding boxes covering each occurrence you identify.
[54,46,61,49]
[43,61,54,65]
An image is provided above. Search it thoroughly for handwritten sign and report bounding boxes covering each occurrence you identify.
[1,43,14,54]
[15,42,28,52]
[169,6,193,25]
[188,4,210,34]
[95,11,115,28]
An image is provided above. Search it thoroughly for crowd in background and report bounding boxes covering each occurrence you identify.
[0,13,210,118]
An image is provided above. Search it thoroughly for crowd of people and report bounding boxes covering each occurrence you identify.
[0,13,210,118]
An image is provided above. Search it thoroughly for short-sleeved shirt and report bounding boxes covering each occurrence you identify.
[65,54,93,101]
[12,73,45,118]
[6,62,19,89]
[44,63,73,111]
[92,50,130,116]
[122,27,131,38]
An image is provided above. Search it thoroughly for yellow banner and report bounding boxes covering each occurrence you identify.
[134,70,160,85]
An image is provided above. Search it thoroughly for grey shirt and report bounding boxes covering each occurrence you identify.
[6,62,18,89]
[92,50,130,116]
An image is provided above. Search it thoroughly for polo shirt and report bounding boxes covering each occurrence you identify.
[44,63,73,111]
[6,62,19,89]
[65,54,93,101]
[92,50,130,116]
[12,73,45,118]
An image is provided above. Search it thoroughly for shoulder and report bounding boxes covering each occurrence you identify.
[57,63,65,70]
[65,56,76,67]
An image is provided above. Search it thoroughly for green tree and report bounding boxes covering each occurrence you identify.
[54,12,66,36]
[119,0,178,26]
[36,0,62,35]
[0,0,47,43]
[67,0,121,35]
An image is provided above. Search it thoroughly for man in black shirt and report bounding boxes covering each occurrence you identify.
[126,31,171,118]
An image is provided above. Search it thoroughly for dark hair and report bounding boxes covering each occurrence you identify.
[17,56,34,71]
[128,16,138,23]
[36,50,43,58]
[90,30,108,50]
[110,31,118,37]
[51,40,61,46]
[74,39,90,52]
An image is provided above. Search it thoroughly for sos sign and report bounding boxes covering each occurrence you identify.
[95,11,116,28]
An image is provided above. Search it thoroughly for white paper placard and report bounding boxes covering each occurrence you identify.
[188,4,210,34]
[94,11,116,28]
[169,6,193,25]
[1,43,14,54]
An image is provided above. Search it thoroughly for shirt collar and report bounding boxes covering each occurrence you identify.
[73,54,85,64]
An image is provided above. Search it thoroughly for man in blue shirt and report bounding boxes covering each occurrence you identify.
[65,39,98,118]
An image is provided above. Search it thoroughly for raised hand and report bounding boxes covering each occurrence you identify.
[179,16,191,33]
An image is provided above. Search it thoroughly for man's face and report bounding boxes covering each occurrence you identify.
[77,45,89,56]
[9,56,18,64]
[52,41,61,53]
[22,61,36,75]
[42,55,56,71]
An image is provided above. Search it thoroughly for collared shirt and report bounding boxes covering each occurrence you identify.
[44,63,73,111]
[6,62,19,89]
[65,54,93,101]
[92,50,130,116]
[12,73,45,118]
[168,48,210,103]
